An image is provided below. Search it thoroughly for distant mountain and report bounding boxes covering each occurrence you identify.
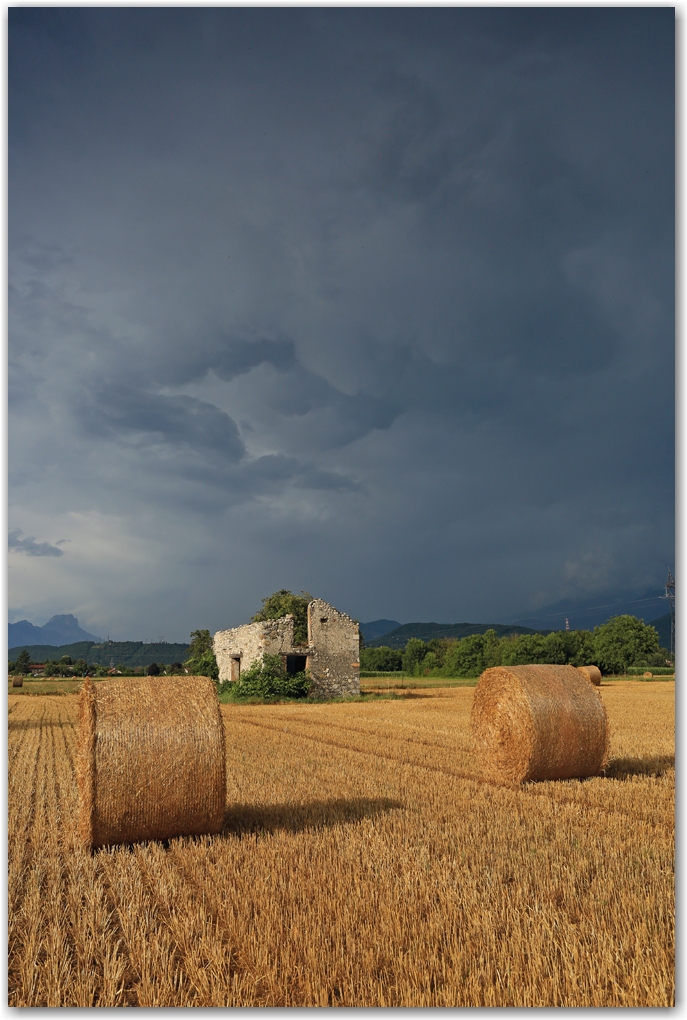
[359,619,401,642]
[510,589,669,632]
[85,641,190,667]
[9,614,102,648]
[366,621,547,649]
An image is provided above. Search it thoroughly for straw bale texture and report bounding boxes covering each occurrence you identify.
[577,664,602,686]
[470,664,609,783]
[643,672,653,679]
[11,677,23,688]
[77,676,226,849]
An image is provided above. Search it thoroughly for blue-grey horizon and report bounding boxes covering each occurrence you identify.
[9,8,674,643]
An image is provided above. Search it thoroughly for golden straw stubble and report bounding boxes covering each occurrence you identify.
[76,676,226,850]
[576,664,602,686]
[470,664,609,783]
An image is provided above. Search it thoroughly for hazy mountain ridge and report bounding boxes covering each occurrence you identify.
[359,620,401,642]
[366,622,548,649]
[9,614,102,647]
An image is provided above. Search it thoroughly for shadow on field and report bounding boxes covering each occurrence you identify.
[8,718,72,729]
[602,754,675,780]
[223,796,403,835]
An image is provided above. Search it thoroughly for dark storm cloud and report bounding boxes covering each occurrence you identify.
[9,530,64,558]
[8,8,673,638]
[79,390,246,462]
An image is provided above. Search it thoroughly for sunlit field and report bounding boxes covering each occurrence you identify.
[8,680,674,1006]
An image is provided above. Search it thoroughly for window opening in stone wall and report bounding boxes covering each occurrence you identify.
[230,656,241,681]
[286,655,307,675]
[320,617,328,624]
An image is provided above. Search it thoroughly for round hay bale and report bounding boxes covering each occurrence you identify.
[643,671,653,678]
[576,664,602,686]
[77,676,226,849]
[11,676,23,688]
[470,664,609,783]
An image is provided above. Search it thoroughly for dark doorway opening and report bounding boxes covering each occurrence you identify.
[286,655,307,675]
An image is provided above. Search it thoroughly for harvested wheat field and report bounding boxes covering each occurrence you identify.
[8,680,674,1006]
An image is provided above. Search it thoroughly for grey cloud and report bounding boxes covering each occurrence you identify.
[155,331,298,388]
[9,529,64,557]
[243,454,362,493]
[8,9,673,637]
[78,390,245,462]
[210,336,296,382]
[257,365,400,447]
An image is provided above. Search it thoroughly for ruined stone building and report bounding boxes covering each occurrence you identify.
[213,599,360,699]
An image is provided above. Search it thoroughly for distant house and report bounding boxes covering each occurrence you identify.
[213,598,360,699]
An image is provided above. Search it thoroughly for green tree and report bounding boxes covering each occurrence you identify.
[559,629,596,666]
[593,615,660,675]
[426,639,449,669]
[46,659,65,677]
[360,646,403,671]
[184,629,219,681]
[402,638,428,675]
[73,658,88,676]
[542,632,567,665]
[482,629,502,669]
[500,633,547,666]
[147,662,160,676]
[251,589,314,645]
[443,634,486,677]
[16,649,31,675]
[229,653,310,701]
[422,651,439,673]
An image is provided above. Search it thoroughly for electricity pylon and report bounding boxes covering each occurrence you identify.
[665,569,675,666]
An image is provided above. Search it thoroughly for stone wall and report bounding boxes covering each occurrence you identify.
[306,599,360,699]
[213,615,297,683]
[212,599,360,699]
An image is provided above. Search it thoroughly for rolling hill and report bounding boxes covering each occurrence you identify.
[8,640,189,668]
[365,621,548,649]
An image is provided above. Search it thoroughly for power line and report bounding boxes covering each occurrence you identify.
[518,594,668,623]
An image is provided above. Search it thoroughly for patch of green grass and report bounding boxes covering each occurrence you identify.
[625,667,676,677]
[601,674,675,683]
[8,679,83,695]
[360,671,409,678]
[361,676,479,690]
[218,689,404,705]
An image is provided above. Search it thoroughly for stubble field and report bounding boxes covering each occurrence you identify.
[8,680,674,1006]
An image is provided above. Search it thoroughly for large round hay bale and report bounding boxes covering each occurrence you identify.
[77,676,226,849]
[576,664,602,686]
[11,676,23,688]
[643,671,653,679]
[470,664,609,783]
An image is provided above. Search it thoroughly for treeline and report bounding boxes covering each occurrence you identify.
[7,640,190,671]
[21,630,212,679]
[360,616,668,678]
[8,649,189,678]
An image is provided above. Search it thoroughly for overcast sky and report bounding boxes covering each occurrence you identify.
[9,8,674,641]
